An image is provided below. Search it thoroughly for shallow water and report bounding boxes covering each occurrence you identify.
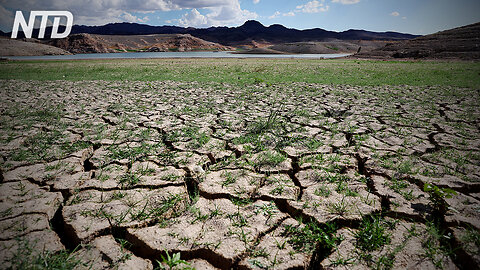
[7,51,351,60]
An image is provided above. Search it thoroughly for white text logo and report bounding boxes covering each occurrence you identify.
[11,11,73,39]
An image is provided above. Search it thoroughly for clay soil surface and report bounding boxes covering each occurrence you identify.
[0,62,479,269]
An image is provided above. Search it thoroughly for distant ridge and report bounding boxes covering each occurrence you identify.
[7,20,419,46]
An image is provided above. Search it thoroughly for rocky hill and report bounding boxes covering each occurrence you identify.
[47,33,232,54]
[355,22,480,60]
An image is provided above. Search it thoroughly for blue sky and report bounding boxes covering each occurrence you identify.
[1,0,479,35]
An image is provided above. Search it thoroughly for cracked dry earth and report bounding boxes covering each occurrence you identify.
[0,79,479,270]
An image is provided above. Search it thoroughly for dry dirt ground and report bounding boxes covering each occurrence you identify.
[0,80,479,269]
[0,38,71,57]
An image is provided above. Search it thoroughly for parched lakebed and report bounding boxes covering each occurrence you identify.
[0,79,479,269]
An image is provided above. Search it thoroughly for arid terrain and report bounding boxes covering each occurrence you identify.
[0,37,71,56]
[274,40,384,54]
[355,22,480,60]
[47,34,233,54]
[0,34,231,56]
[240,40,390,54]
[2,20,479,59]
[1,19,419,56]
[0,60,479,269]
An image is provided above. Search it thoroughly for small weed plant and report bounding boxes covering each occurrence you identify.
[423,183,457,214]
[156,250,192,270]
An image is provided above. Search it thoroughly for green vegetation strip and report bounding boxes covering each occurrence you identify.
[1,58,479,88]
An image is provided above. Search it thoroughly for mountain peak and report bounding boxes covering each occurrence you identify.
[242,20,264,26]
[240,20,265,29]
[269,24,287,29]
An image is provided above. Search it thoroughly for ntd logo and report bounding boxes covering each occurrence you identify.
[11,11,73,39]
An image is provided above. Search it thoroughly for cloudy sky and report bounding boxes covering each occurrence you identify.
[1,0,479,35]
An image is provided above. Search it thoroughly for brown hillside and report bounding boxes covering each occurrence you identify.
[268,40,390,54]
[48,33,232,54]
[355,22,480,60]
[0,37,71,56]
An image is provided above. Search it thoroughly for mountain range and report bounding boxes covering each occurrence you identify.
[4,20,419,46]
[2,20,479,59]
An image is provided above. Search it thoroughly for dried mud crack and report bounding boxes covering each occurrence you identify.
[0,80,479,269]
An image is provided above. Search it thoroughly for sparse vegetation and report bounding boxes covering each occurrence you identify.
[282,221,341,254]
[8,239,83,270]
[1,59,479,88]
[422,221,455,269]
[0,58,478,269]
[354,215,393,252]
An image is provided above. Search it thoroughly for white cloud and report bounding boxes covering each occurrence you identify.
[332,0,360,4]
[253,0,260,4]
[0,0,257,29]
[207,3,257,26]
[178,9,208,27]
[268,10,296,19]
[296,0,329,13]
[121,12,149,23]
[0,6,63,32]
[268,11,281,19]
[271,0,328,20]
[175,1,257,27]
[390,11,400,17]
